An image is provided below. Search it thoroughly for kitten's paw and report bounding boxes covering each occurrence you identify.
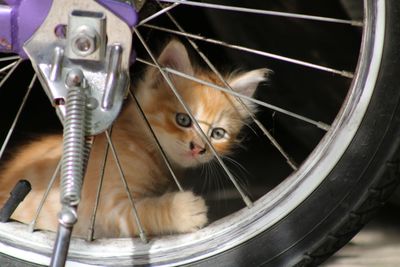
[171,191,208,233]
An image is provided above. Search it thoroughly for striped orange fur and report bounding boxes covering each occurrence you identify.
[0,40,269,238]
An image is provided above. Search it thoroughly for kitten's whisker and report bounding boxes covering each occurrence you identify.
[128,90,183,192]
[204,164,214,195]
[225,169,252,201]
[230,117,258,137]
[223,158,248,186]
[87,134,110,241]
[0,58,23,89]
[0,74,36,160]
[221,155,253,197]
[105,130,148,242]
[231,141,247,151]
[134,28,253,207]
[199,165,207,195]
[214,161,228,202]
[243,121,258,136]
[199,164,205,178]
[205,160,218,197]
[223,156,251,177]
[210,158,227,204]
[208,159,236,207]
[29,159,61,232]
[209,162,216,188]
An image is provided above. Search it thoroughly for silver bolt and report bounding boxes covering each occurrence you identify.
[65,69,85,88]
[75,36,92,52]
[71,26,98,57]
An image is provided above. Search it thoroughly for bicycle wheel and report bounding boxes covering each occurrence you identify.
[0,0,399,266]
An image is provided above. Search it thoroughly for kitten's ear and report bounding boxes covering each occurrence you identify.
[229,68,270,97]
[158,40,194,75]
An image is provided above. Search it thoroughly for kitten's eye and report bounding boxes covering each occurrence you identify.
[211,128,226,140]
[176,113,192,128]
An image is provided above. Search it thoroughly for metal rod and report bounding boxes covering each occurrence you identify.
[0,61,17,74]
[87,134,110,241]
[254,120,298,170]
[29,160,61,232]
[104,130,148,242]
[134,28,253,207]
[50,47,64,81]
[157,0,363,26]
[137,2,181,26]
[50,212,75,267]
[136,57,330,131]
[102,44,123,110]
[0,74,37,160]
[0,58,23,89]
[128,90,184,191]
[0,55,20,62]
[142,23,354,79]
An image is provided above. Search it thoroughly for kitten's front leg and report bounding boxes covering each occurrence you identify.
[164,191,208,233]
[107,191,208,237]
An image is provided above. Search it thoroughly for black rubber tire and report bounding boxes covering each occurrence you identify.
[187,0,400,266]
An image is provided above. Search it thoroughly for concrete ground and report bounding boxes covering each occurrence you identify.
[324,201,400,267]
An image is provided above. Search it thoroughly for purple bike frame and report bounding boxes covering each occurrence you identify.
[0,0,138,57]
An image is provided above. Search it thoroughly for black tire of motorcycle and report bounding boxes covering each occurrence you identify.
[189,1,400,266]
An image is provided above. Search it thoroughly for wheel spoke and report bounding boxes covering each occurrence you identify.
[157,0,363,26]
[28,159,61,232]
[0,74,36,160]
[142,23,354,78]
[0,58,23,89]
[128,90,184,191]
[0,61,17,74]
[155,4,298,170]
[136,57,330,131]
[87,135,110,241]
[137,2,181,26]
[104,130,148,242]
[0,55,20,62]
[134,28,253,208]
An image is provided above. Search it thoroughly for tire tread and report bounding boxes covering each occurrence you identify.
[298,159,400,266]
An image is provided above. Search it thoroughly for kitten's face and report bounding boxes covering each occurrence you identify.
[146,79,246,168]
[136,40,268,168]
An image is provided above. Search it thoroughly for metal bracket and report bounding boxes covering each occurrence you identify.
[23,0,135,135]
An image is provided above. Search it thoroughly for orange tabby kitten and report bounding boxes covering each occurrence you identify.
[0,40,268,238]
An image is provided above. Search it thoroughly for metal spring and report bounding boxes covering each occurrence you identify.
[60,86,87,206]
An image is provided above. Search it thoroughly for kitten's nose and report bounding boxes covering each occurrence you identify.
[190,141,206,155]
